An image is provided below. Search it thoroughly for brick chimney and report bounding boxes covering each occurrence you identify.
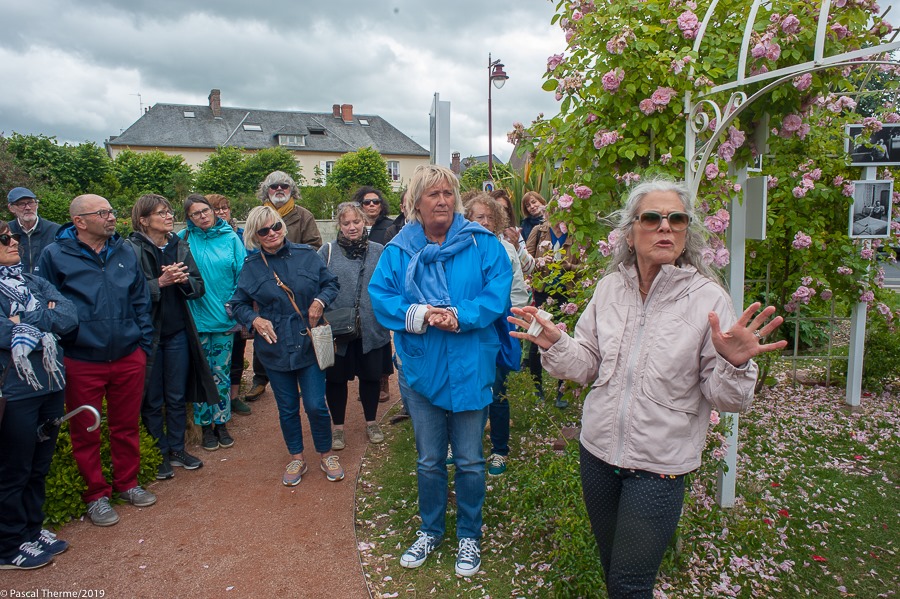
[341,104,354,124]
[451,152,461,175]
[332,104,341,118]
[208,89,221,118]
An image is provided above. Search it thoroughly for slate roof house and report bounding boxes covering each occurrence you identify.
[106,89,430,189]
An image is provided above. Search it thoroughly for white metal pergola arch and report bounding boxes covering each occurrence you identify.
[675,0,900,506]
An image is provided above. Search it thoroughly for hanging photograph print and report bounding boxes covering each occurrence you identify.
[845,123,900,166]
[849,180,893,238]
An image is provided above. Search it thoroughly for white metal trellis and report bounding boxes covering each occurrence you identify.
[681,1,900,507]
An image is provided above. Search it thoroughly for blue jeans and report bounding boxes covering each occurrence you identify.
[0,391,64,558]
[398,366,488,540]
[488,364,511,456]
[143,329,189,454]
[267,365,331,455]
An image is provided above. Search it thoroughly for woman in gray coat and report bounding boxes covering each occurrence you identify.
[319,202,392,449]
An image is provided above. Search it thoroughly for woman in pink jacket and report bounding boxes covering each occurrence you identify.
[510,178,787,598]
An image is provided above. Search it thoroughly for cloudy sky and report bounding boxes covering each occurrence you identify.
[0,0,563,163]
[4,1,900,166]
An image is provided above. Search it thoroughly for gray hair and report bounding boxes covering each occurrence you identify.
[405,164,464,225]
[606,177,722,283]
[244,205,286,251]
[463,193,508,235]
[256,171,300,203]
[335,201,367,224]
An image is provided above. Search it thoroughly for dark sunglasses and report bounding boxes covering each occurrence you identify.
[257,221,285,237]
[634,210,691,232]
[361,199,380,206]
[0,233,21,246]
[269,183,291,191]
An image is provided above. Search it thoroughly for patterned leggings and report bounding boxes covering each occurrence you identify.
[193,332,234,426]
[579,443,685,599]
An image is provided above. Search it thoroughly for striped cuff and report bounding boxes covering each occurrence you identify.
[406,304,429,334]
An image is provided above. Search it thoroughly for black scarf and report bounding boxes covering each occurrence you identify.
[337,230,369,260]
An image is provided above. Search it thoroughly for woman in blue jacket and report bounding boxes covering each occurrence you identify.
[177,195,246,451]
[0,222,78,569]
[229,206,343,488]
[369,165,512,577]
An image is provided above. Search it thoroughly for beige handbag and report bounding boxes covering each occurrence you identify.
[260,254,335,370]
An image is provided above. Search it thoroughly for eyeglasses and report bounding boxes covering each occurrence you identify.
[188,207,212,219]
[257,221,284,237]
[12,199,38,208]
[151,209,175,218]
[269,183,291,191]
[361,199,381,206]
[634,210,691,232]
[77,209,118,220]
[213,207,230,214]
[0,233,21,246]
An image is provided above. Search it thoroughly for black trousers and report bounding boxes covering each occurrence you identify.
[579,443,685,599]
[0,391,64,558]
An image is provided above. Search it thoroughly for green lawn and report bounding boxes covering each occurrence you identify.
[356,371,899,598]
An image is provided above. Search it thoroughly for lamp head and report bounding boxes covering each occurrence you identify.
[490,63,509,89]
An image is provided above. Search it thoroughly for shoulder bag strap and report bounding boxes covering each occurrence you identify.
[260,252,306,320]
[352,250,367,310]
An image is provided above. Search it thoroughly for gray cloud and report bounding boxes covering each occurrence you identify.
[1,0,563,161]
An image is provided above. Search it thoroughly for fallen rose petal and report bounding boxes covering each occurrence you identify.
[812,555,827,562]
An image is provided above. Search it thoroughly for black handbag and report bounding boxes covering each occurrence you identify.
[324,243,366,343]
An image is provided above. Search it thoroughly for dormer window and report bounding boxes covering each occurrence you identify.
[278,135,305,147]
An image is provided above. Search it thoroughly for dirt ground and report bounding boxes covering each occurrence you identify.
[7,376,393,599]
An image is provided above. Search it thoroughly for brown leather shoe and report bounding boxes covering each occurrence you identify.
[379,376,390,403]
[244,383,266,402]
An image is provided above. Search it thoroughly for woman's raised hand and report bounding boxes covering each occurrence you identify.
[508,306,562,350]
[708,302,788,367]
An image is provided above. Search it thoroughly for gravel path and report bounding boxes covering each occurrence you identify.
[8,375,388,599]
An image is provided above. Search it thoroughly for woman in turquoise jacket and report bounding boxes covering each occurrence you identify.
[368,165,511,578]
[177,194,246,451]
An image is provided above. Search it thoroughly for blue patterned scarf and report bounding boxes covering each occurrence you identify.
[0,264,63,390]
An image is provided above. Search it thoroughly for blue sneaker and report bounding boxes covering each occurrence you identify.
[455,537,481,576]
[35,529,68,555]
[400,531,442,568]
[487,454,507,477]
[0,541,54,570]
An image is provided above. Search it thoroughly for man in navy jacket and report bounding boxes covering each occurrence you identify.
[35,194,155,527]
[6,187,61,273]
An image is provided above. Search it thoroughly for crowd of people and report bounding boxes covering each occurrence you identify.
[0,170,787,596]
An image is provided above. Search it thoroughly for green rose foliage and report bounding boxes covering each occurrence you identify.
[515,0,900,352]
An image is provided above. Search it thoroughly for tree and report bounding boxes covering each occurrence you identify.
[243,147,304,190]
[195,146,303,200]
[113,150,193,204]
[194,146,249,197]
[459,159,513,193]
[328,147,392,194]
[4,133,112,194]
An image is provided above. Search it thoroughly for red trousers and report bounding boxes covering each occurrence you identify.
[64,349,147,503]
